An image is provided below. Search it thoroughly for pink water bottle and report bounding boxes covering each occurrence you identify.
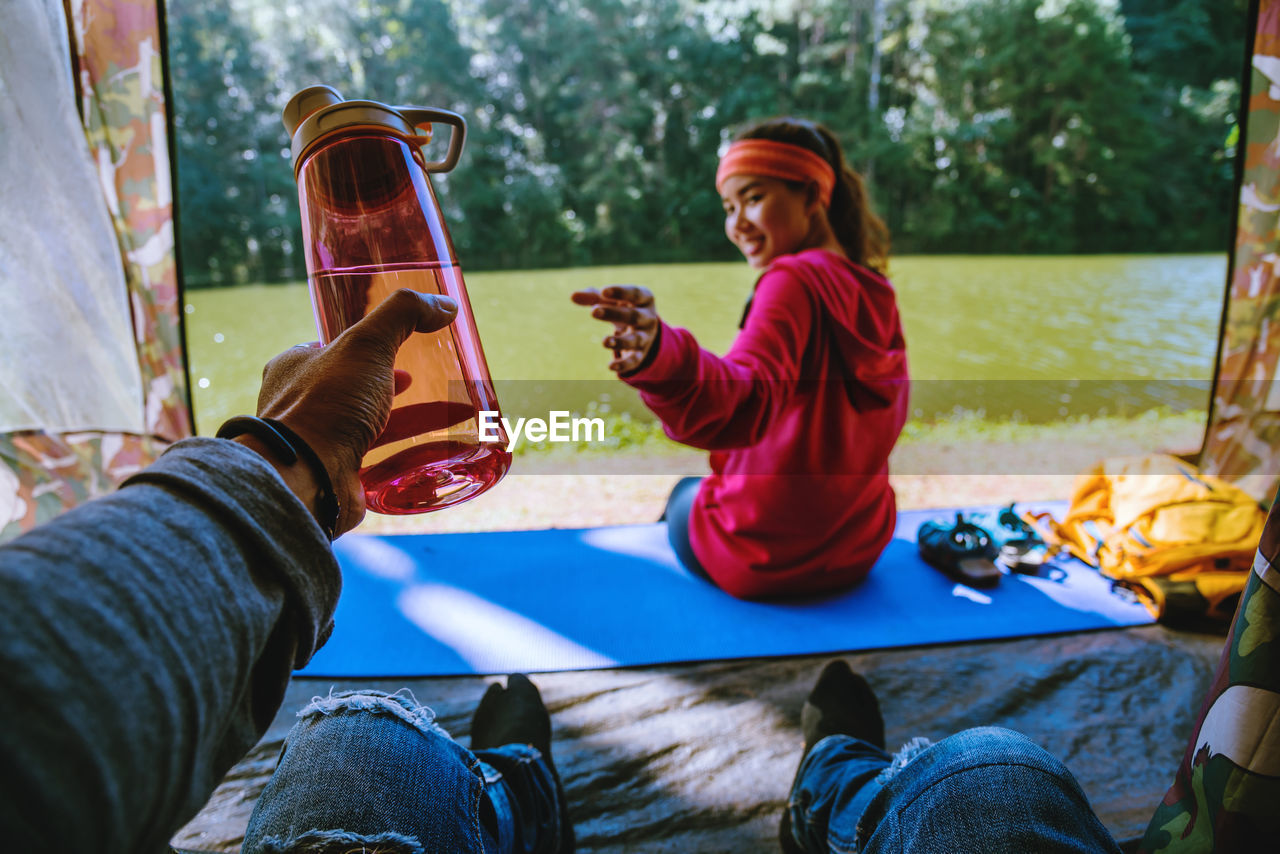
[283,85,509,514]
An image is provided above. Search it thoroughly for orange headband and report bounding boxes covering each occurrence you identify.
[715,139,836,208]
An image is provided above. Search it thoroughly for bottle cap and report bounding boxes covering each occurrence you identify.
[282,85,344,137]
[282,86,466,176]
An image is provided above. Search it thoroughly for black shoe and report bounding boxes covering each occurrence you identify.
[917,512,1002,588]
[471,674,575,853]
[781,660,886,854]
[802,659,885,754]
[471,673,552,758]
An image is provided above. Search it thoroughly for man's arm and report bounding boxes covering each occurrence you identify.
[0,438,336,852]
[0,289,457,852]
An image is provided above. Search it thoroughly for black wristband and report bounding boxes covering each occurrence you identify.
[215,415,341,541]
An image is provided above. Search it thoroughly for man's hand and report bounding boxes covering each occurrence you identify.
[252,289,457,535]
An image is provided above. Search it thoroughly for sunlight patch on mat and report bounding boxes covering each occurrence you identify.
[341,536,418,581]
[579,526,686,573]
[1015,570,1143,621]
[398,583,617,672]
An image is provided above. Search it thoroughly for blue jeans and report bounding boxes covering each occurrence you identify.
[787,727,1122,854]
[241,690,567,854]
[664,475,712,583]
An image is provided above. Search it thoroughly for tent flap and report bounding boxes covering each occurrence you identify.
[1201,0,1280,504]
[0,0,192,542]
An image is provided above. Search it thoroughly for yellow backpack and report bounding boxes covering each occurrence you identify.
[1027,454,1266,624]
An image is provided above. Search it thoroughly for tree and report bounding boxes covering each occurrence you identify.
[168,1,297,285]
[884,0,1160,251]
[165,0,1248,281]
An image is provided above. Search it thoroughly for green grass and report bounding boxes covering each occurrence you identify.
[495,404,1208,469]
[185,255,1225,449]
[896,405,1207,445]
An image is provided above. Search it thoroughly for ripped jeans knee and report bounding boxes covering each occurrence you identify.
[787,727,1119,854]
[242,689,487,854]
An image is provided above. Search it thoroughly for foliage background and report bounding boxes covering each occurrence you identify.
[167,0,1247,286]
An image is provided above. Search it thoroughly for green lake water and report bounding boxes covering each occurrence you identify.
[185,254,1227,436]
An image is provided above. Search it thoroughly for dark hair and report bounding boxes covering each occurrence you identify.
[734,117,890,272]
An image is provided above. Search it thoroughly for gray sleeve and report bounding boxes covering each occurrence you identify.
[0,437,341,852]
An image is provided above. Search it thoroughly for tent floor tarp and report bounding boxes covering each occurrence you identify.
[173,624,1225,853]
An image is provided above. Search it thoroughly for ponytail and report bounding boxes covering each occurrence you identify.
[734,118,890,273]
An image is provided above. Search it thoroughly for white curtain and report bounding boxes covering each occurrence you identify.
[0,0,144,434]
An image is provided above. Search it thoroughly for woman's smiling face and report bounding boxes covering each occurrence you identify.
[720,174,818,268]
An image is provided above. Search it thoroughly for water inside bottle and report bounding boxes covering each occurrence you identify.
[310,261,510,513]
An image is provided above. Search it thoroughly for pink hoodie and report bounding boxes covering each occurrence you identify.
[624,248,909,599]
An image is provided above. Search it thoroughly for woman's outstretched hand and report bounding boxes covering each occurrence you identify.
[571,285,660,374]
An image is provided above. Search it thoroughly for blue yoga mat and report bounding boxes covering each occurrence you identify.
[299,504,1153,677]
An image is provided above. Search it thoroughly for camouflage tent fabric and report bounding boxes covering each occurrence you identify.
[0,0,192,542]
[1201,0,1280,503]
[1139,495,1280,852]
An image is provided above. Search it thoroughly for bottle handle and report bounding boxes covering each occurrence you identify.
[398,108,466,173]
